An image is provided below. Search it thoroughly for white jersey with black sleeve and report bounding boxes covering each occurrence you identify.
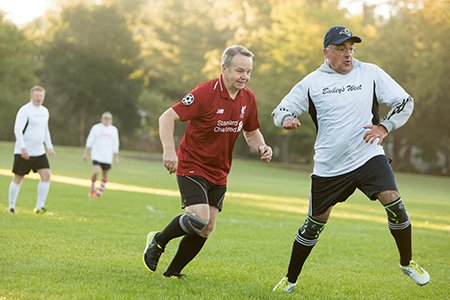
[272,58,413,177]
[14,101,53,156]
[85,123,119,164]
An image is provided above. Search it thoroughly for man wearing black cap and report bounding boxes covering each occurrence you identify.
[271,26,429,292]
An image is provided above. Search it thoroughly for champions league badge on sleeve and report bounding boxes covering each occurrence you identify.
[182,94,194,106]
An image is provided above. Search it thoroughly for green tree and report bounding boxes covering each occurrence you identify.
[0,15,38,141]
[40,4,142,146]
[374,0,450,174]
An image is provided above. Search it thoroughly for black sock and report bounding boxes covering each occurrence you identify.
[165,234,207,274]
[286,240,315,283]
[155,215,187,247]
[390,224,412,266]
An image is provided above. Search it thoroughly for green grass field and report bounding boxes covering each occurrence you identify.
[0,140,449,299]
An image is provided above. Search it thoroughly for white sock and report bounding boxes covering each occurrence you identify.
[37,181,50,210]
[9,181,21,210]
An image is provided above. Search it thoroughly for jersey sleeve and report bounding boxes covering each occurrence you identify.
[85,125,96,148]
[113,127,120,154]
[14,106,28,150]
[373,65,414,132]
[172,84,209,122]
[272,79,310,127]
[43,108,53,150]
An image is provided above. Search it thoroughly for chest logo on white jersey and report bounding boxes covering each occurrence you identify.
[216,108,224,114]
[182,94,194,105]
[240,106,246,118]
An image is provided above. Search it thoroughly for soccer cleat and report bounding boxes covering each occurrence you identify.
[8,208,15,214]
[400,260,430,286]
[272,276,297,293]
[88,190,96,198]
[143,231,164,272]
[34,207,47,214]
[163,271,186,280]
[95,191,103,198]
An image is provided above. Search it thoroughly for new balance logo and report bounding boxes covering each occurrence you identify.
[216,109,224,114]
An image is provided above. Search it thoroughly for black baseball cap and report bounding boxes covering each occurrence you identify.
[323,26,362,48]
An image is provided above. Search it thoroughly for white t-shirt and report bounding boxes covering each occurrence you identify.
[85,123,119,164]
[14,101,53,156]
[273,59,413,177]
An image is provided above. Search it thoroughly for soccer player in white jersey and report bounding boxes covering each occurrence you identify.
[272,26,429,292]
[8,85,56,214]
[83,111,120,197]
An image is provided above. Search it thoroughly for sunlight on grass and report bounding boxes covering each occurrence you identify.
[2,168,448,232]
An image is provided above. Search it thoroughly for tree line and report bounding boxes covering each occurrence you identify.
[0,0,448,175]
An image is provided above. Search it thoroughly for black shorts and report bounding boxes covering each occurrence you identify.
[93,160,112,171]
[177,175,227,212]
[310,155,398,216]
[12,154,50,176]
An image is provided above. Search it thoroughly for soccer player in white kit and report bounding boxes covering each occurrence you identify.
[8,85,56,214]
[83,111,120,197]
[272,26,429,292]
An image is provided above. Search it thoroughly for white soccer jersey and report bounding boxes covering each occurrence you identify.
[273,59,413,177]
[85,123,119,164]
[14,102,53,156]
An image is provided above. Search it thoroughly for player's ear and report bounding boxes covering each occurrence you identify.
[221,63,227,73]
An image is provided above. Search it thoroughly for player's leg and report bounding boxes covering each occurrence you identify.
[90,162,101,197]
[9,155,29,213]
[96,164,110,197]
[163,205,219,278]
[273,208,330,292]
[35,167,51,213]
[358,155,429,285]
[274,172,355,292]
[144,176,211,273]
[378,191,429,285]
[8,174,24,213]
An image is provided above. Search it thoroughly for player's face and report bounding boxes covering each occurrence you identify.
[324,40,355,74]
[222,53,253,94]
[30,90,45,106]
[101,115,112,125]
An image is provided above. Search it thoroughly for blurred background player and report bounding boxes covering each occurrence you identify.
[8,85,56,214]
[144,45,273,279]
[83,111,120,197]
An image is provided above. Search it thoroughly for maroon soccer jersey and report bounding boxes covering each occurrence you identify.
[172,76,260,185]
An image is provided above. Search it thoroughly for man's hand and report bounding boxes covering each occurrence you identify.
[162,150,178,174]
[21,148,30,160]
[259,145,273,163]
[282,118,301,130]
[363,125,388,145]
[48,148,56,157]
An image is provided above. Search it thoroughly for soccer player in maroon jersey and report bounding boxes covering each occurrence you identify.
[144,45,273,279]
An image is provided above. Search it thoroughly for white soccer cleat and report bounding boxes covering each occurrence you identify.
[272,276,297,293]
[400,260,430,286]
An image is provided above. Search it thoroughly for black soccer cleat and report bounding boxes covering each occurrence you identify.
[8,208,15,214]
[143,231,164,272]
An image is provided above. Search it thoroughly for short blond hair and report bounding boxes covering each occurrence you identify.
[30,85,46,95]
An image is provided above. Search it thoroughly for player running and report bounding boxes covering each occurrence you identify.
[143,45,273,279]
[83,111,120,198]
[271,26,429,292]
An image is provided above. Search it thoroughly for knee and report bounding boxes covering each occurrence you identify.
[179,213,209,235]
[384,199,410,229]
[378,190,401,204]
[199,222,215,238]
[296,216,326,246]
[40,172,51,181]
